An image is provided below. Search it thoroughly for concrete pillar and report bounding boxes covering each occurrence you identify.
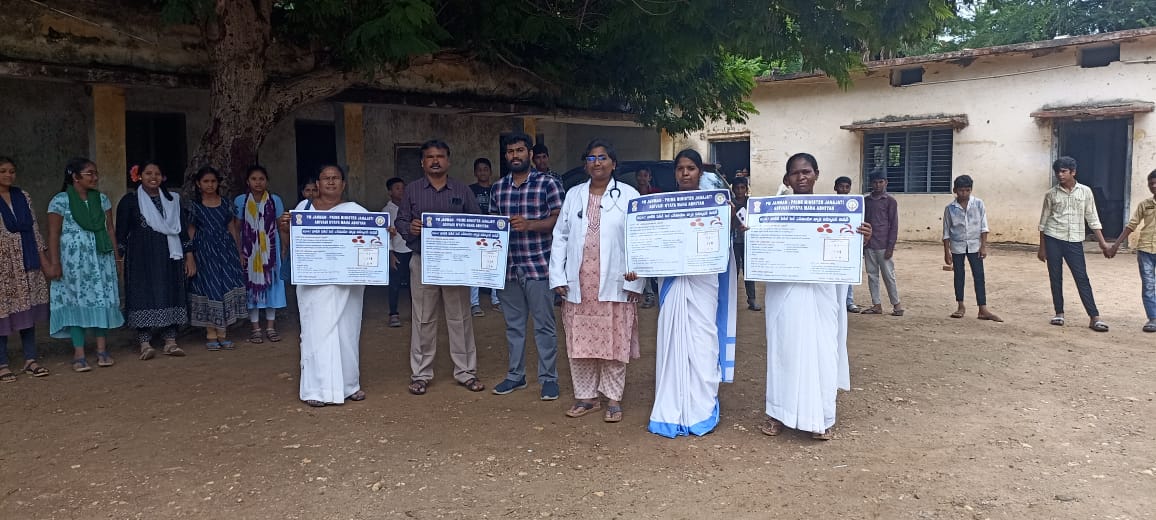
[90,84,127,200]
[660,129,675,160]
[341,103,366,204]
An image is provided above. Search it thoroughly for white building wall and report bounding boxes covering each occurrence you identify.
[680,38,1156,243]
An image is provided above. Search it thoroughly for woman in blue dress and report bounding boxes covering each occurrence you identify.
[234,165,287,343]
[188,166,247,350]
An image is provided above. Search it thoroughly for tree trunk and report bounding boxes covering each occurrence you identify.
[186,0,349,192]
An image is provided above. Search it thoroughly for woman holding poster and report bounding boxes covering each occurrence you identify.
[646,149,738,438]
[278,165,368,407]
[550,139,643,423]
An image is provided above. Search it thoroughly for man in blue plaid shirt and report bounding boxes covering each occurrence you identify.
[489,133,565,400]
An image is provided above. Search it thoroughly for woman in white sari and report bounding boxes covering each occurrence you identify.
[647,149,738,438]
[278,165,368,407]
[760,153,871,440]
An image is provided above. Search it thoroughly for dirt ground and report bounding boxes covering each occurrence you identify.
[1,242,1154,520]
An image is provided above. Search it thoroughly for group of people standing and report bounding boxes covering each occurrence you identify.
[0,156,294,382]
[298,134,858,441]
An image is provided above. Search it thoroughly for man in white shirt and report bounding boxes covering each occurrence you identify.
[383,177,412,328]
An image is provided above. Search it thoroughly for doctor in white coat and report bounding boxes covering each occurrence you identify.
[550,138,644,423]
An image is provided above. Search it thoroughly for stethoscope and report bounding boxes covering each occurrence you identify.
[577,177,624,219]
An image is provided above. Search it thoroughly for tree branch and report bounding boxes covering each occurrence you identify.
[268,66,354,119]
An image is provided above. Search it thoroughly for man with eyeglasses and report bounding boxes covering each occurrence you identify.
[489,133,564,400]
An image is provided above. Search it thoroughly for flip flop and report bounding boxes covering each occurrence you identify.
[1049,316,1065,326]
[891,309,905,317]
[978,314,1004,322]
[860,307,883,315]
[346,390,366,401]
[603,405,623,423]
[811,429,833,441]
[949,310,965,319]
[1089,321,1109,332]
[565,400,601,418]
[760,418,784,436]
[408,380,428,396]
[303,400,327,407]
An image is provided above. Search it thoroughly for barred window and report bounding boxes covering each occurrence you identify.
[862,128,953,193]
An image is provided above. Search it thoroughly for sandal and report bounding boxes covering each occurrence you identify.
[72,358,92,372]
[460,378,485,392]
[846,304,862,313]
[265,328,282,343]
[891,309,905,317]
[96,352,114,367]
[977,314,1004,323]
[303,400,327,407]
[139,346,156,361]
[860,307,883,315]
[1050,316,1065,326]
[163,344,187,357]
[219,340,235,350]
[1089,320,1109,332]
[347,390,366,402]
[408,380,428,395]
[760,417,784,436]
[565,400,601,418]
[205,341,221,352]
[248,329,264,344]
[812,429,833,441]
[0,367,15,383]
[949,310,965,319]
[23,361,51,376]
[603,405,623,423]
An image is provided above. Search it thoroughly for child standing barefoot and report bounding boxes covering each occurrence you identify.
[942,175,1001,322]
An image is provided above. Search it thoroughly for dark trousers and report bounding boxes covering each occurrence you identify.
[1044,235,1099,317]
[952,253,986,305]
[389,251,413,315]
[0,328,37,366]
[733,242,757,303]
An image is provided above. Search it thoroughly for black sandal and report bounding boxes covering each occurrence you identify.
[0,367,15,383]
[460,378,485,392]
[408,380,428,395]
[22,362,50,377]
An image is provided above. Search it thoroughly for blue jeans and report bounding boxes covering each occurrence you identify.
[497,277,558,384]
[846,285,855,307]
[1139,251,1156,319]
[470,286,500,307]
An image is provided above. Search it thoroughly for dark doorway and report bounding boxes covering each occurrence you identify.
[125,111,187,190]
[710,140,750,183]
[295,121,337,203]
[1057,118,1131,239]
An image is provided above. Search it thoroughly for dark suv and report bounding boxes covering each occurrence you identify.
[560,160,726,193]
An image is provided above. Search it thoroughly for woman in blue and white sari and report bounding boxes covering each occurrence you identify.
[647,149,738,438]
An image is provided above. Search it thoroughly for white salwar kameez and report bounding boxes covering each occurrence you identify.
[648,255,738,438]
[764,282,850,434]
[295,200,368,404]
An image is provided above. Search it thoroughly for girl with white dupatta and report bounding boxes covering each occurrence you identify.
[278,165,368,407]
[234,165,287,344]
[760,153,871,441]
[646,149,738,438]
[116,162,195,360]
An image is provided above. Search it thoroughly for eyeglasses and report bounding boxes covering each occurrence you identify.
[584,155,610,163]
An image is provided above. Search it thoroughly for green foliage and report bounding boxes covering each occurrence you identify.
[161,0,957,133]
[903,0,1156,55]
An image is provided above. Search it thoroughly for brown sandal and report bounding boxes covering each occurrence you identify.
[760,417,784,436]
[460,378,484,392]
[812,429,833,441]
[265,328,282,342]
[565,400,601,418]
[248,329,264,344]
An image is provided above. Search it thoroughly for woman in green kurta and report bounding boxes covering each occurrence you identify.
[46,157,124,372]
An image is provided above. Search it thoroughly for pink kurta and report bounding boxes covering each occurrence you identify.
[561,194,639,363]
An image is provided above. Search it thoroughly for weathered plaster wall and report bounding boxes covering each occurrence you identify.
[680,38,1156,243]
[557,124,662,172]
[0,77,91,217]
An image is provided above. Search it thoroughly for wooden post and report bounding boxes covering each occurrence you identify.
[90,84,127,200]
[342,103,366,203]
